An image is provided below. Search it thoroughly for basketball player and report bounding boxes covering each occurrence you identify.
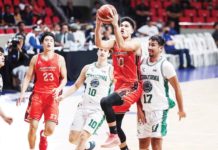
[137,35,186,150]
[0,47,13,125]
[16,32,67,150]
[56,48,113,150]
[95,13,142,150]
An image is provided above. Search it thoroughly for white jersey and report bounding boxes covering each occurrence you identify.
[140,56,176,111]
[81,62,113,110]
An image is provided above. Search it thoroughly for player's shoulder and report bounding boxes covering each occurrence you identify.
[55,53,64,59]
[83,63,94,71]
[31,54,39,63]
[161,57,172,66]
[161,57,175,70]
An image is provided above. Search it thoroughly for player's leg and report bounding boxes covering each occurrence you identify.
[69,105,85,146]
[26,93,43,150]
[100,93,123,147]
[115,113,129,150]
[69,130,81,144]
[137,111,152,150]
[39,121,56,150]
[139,138,151,150]
[28,119,39,149]
[100,93,123,129]
[151,138,162,150]
[76,130,91,150]
[78,111,104,149]
[39,94,59,150]
[150,110,168,150]
[44,121,56,136]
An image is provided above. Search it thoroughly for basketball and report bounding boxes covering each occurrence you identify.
[97,4,117,24]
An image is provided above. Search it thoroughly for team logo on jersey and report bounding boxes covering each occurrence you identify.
[90,78,99,87]
[142,80,152,93]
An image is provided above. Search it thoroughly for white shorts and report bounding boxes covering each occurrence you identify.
[137,110,168,139]
[70,103,105,135]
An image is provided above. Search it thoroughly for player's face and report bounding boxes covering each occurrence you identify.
[97,49,110,60]
[120,21,133,39]
[148,40,162,58]
[42,36,55,51]
[0,51,5,68]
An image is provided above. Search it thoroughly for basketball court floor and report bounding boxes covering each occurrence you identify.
[0,66,218,150]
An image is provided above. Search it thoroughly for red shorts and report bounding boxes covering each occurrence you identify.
[113,81,142,113]
[25,92,59,124]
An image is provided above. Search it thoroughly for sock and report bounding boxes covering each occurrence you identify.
[109,126,117,134]
[121,146,129,150]
[85,142,90,149]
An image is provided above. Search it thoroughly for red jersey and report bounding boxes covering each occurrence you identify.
[112,43,138,84]
[33,53,61,93]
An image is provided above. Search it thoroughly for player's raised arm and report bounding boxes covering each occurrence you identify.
[95,15,115,50]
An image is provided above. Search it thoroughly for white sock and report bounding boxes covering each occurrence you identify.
[85,142,90,149]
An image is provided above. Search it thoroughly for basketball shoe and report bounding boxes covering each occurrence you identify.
[101,133,121,148]
[39,130,47,150]
[85,141,96,150]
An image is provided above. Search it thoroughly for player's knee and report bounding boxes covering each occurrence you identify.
[100,97,109,109]
[151,138,162,150]
[44,126,54,136]
[29,124,38,134]
[139,139,150,150]
[69,134,77,144]
[79,131,90,141]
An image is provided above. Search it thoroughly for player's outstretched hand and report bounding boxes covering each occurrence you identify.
[178,111,186,121]
[137,108,146,124]
[3,116,13,125]
[111,14,119,26]
[16,94,25,106]
[52,88,61,99]
[55,95,64,102]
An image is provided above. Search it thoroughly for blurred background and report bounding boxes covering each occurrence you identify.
[0,0,217,91]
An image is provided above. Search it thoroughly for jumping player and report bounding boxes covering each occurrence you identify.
[95,13,142,150]
[16,32,67,150]
[56,48,113,150]
[137,35,186,150]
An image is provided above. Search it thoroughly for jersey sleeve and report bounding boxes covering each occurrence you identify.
[162,60,176,79]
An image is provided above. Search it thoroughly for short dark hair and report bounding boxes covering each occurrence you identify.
[120,17,136,31]
[40,32,55,43]
[17,21,25,27]
[149,35,165,46]
[0,47,4,53]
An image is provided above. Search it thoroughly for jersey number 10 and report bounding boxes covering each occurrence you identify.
[88,88,97,96]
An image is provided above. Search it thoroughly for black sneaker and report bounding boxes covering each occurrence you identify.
[178,66,185,70]
[187,65,195,69]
